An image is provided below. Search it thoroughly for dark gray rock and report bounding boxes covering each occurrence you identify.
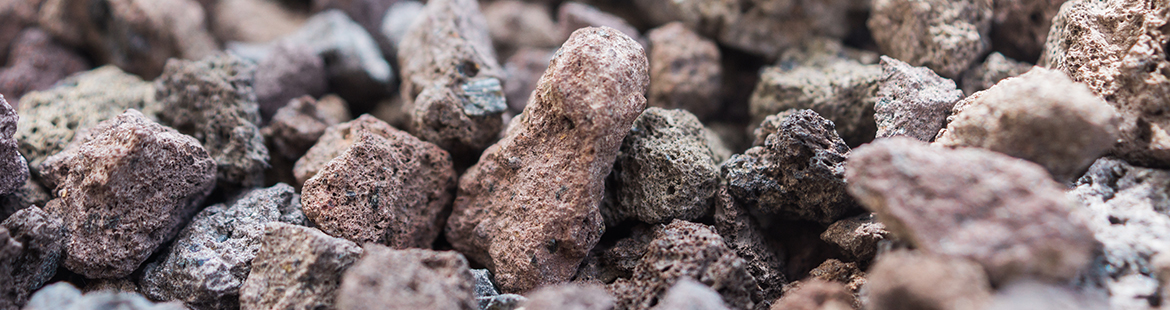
[874,56,963,141]
[24,282,186,310]
[820,213,888,262]
[0,178,50,221]
[712,186,786,307]
[239,222,362,310]
[337,245,476,310]
[0,94,26,196]
[0,206,65,310]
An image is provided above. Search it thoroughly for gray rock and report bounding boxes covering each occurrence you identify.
[557,2,642,44]
[380,1,424,49]
[337,245,477,310]
[874,56,963,141]
[868,0,992,78]
[254,43,328,122]
[479,294,526,310]
[0,94,26,196]
[959,52,1031,96]
[0,178,50,221]
[649,278,730,310]
[819,213,888,262]
[24,282,186,310]
[0,206,65,310]
[712,186,786,307]
[239,222,362,310]
[523,283,615,310]
[472,269,498,297]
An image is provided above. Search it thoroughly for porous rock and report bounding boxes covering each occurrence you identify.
[483,0,559,58]
[649,278,730,310]
[846,137,1100,284]
[523,283,615,310]
[472,269,498,297]
[337,245,476,310]
[0,206,65,310]
[445,27,648,293]
[264,95,351,162]
[769,279,852,310]
[960,52,1032,96]
[254,43,328,122]
[0,28,88,108]
[502,48,556,113]
[239,222,362,310]
[24,282,186,310]
[39,110,216,279]
[873,56,963,141]
[293,115,394,185]
[572,223,654,284]
[646,23,722,120]
[819,213,888,262]
[0,95,26,196]
[867,0,992,78]
[712,186,786,307]
[865,250,993,310]
[805,259,866,300]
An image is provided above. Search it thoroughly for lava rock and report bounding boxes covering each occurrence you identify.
[649,278,730,310]
[254,43,328,122]
[936,67,1120,183]
[239,222,362,310]
[819,213,888,262]
[769,279,853,310]
[723,109,859,224]
[39,110,216,279]
[846,137,1100,284]
[646,23,722,121]
[472,269,498,297]
[0,95,26,196]
[557,2,642,44]
[960,52,1032,96]
[398,0,506,155]
[805,259,866,301]
[0,206,65,309]
[523,283,615,310]
[24,282,186,310]
[483,0,560,58]
[873,56,963,141]
[572,223,654,284]
[293,115,395,185]
[140,184,307,310]
[865,250,992,310]
[989,0,1066,62]
[712,186,786,307]
[378,1,424,52]
[264,95,351,162]
[867,0,992,78]
[445,27,648,293]
[155,53,269,189]
[0,179,50,221]
[502,48,556,113]
[0,28,88,108]
[209,0,307,43]
[337,245,476,310]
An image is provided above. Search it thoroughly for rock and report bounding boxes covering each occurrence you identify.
[337,245,476,310]
[609,220,758,310]
[712,186,786,307]
[378,1,424,51]
[1040,0,1170,168]
[572,223,654,284]
[140,184,307,310]
[0,179,50,221]
[15,66,153,172]
[0,206,65,309]
[523,283,615,310]
[0,0,42,65]
[239,222,362,310]
[264,95,351,162]
[480,294,526,310]
[646,23,722,121]
[557,2,642,44]
[846,137,1100,284]
[819,213,888,262]
[398,0,506,155]
[502,48,556,113]
[985,280,1108,310]
[483,0,559,58]
[805,259,865,301]
[0,28,88,108]
[155,53,269,189]
[254,43,328,122]
[867,0,992,78]
[768,279,852,310]
[723,109,859,224]
[989,0,1066,62]
[936,67,1120,183]
[210,0,307,43]
[293,115,394,185]
[38,110,216,279]
[310,0,396,35]
[36,0,218,79]
[865,250,993,310]
[445,27,648,293]
[472,269,498,297]
[610,108,720,224]
[0,95,26,196]
[960,52,1032,96]
[873,56,963,141]
[649,278,730,310]
[81,278,139,294]
[24,282,186,310]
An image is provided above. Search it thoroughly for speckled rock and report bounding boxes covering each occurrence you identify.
[990,0,1066,62]
[0,206,64,309]
[0,95,26,196]
[866,250,993,310]
[239,222,362,310]
[254,43,328,122]
[472,269,498,297]
[846,137,1100,284]
[483,0,559,58]
[609,220,758,310]
[524,283,615,310]
[337,245,476,310]
[140,184,307,310]
[0,29,88,108]
[15,66,153,171]
[868,0,992,78]
[874,56,963,141]
[39,110,216,279]
[650,278,730,310]
[302,115,455,247]
[820,213,888,262]
[723,110,859,224]
[1040,0,1170,168]
[24,282,186,310]
[572,223,654,284]
[155,54,269,189]
[805,259,866,302]
[502,48,556,113]
[769,279,852,310]
[445,27,648,293]
[398,0,506,154]
[557,2,642,44]
[712,186,786,307]
[646,23,721,120]
[960,52,1032,96]
[293,115,393,185]
[936,67,1120,183]
[0,179,49,221]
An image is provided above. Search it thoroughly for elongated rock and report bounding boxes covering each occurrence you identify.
[239,222,362,310]
[445,26,649,293]
[337,246,476,310]
[0,95,26,196]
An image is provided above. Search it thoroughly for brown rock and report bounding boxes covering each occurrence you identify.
[873,56,963,141]
[502,48,556,113]
[0,178,49,221]
[985,280,1108,310]
[819,213,888,262]
[445,26,648,293]
[646,23,722,121]
[806,259,865,302]
[524,283,615,310]
[0,95,26,196]
[959,52,1032,96]
[337,245,476,310]
[868,0,992,78]
[990,0,1066,62]
[0,28,88,108]
[264,95,351,162]
[0,0,43,64]
[239,222,362,310]
[769,279,852,310]
[0,206,65,309]
[483,0,559,58]
[293,115,395,186]
[865,250,993,310]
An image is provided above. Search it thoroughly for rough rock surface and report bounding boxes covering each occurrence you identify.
[291,115,393,185]
[502,48,556,113]
[990,0,1066,62]
[723,110,859,224]
[483,0,559,58]
[337,246,476,310]
[649,278,730,310]
[769,279,853,310]
[523,283,615,310]
[712,186,786,307]
[960,52,1032,96]
[1040,0,1170,168]
[936,67,1119,183]
[140,184,307,310]
[819,213,888,262]
[846,137,1100,284]
[254,43,328,122]
[0,95,26,196]
[445,27,648,293]
[986,280,1108,310]
[873,56,963,141]
[0,206,65,310]
[557,2,642,44]
[0,28,88,107]
[239,222,362,310]
[805,259,866,300]
[24,282,186,310]
[398,0,506,154]
[611,108,720,224]
[572,223,654,284]
[865,250,993,310]
[609,220,759,310]
[264,95,351,162]
[0,179,50,221]
[302,115,455,247]
[15,66,153,171]
[379,1,424,53]
[646,23,722,120]
[39,110,216,279]
[155,54,269,189]
[867,0,992,78]
[472,269,498,298]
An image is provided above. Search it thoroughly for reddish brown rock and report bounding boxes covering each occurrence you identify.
[805,259,866,301]
[712,186,787,307]
[239,222,362,310]
[557,2,642,44]
[0,95,26,196]
[0,0,42,64]
[502,48,556,113]
[337,246,477,310]
[209,0,307,43]
[865,250,993,310]
[868,0,992,78]
[483,0,559,58]
[769,279,853,310]
[445,27,648,293]
[990,0,1066,62]
[293,115,399,186]
[0,28,88,108]
[39,110,216,279]
[0,206,65,310]
[819,213,888,262]
[646,23,722,121]
[264,95,351,162]
[523,283,615,310]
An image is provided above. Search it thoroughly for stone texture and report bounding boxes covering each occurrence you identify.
[1040,0,1170,168]
[646,23,722,121]
[0,28,88,108]
[712,186,786,307]
[210,0,307,43]
[990,0,1066,62]
[867,0,992,78]
[873,56,963,141]
[445,27,648,293]
[302,115,456,247]
[523,283,615,310]
[254,43,328,122]
[337,245,476,310]
[140,184,307,310]
[609,220,758,310]
[960,52,1032,96]
[610,108,720,224]
[398,0,506,155]
[15,65,153,171]
[39,110,216,279]
[239,222,362,310]
[0,0,42,65]
[0,206,65,310]
[936,67,1120,183]
[723,110,859,224]
[1157,253,1170,307]
[293,115,395,185]
[768,279,852,310]
[0,179,49,221]
[483,0,559,58]
[502,48,556,113]
[557,2,642,44]
[649,278,730,310]
[472,269,498,298]
[819,213,888,262]
[846,137,1100,284]
[24,282,186,310]
[263,95,351,162]
[0,95,26,196]
[805,259,866,301]
[155,54,269,189]
[572,223,654,284]
[865,250,993,310]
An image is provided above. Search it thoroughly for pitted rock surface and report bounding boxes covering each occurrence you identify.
[0,95,26,196]
[646,23,722,120]
[0,206,65,310]
[873,56,963,141]
[867,0,992,78]
[239,222,362,310]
